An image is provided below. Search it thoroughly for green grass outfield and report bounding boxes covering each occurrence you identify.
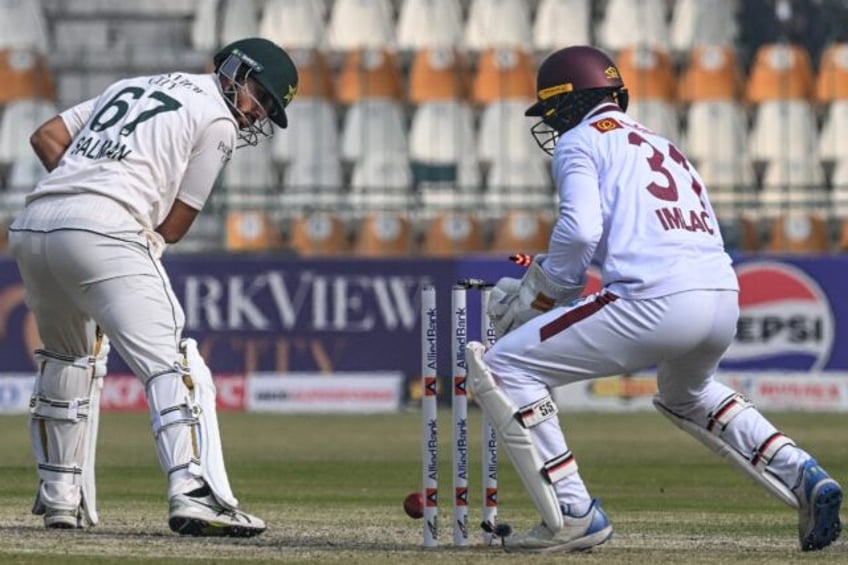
[1,410,847,564]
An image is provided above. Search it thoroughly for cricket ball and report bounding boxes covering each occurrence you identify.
[403,491,424,519]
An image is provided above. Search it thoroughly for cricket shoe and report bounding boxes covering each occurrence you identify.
[794,458,842,551]
[168,485,266,538]
[503,499,613,553]
[43,507,80,529]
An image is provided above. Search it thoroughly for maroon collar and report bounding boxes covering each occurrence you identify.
[586,104,621,120]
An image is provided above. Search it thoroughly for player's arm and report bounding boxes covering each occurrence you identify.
[156,119,236,244]
[30,98,97,172]
[544,139,603,286]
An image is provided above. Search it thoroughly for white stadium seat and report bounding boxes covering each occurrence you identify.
[477,100,539,163]
[271,98,340,166]
[627,100,681,144]
[818,100,848,161]
[670,0,737,53]
[259,0,326,50]
[396,0,463,50]
[684,101,749,165]
[532,0,591,51]
[220,0,260,47]
[220,141,277,192]
[0,99,57,163]
[749,100,818,162]
[464,0,532,51]
[409,101,476,164]
[326,0,395,51]
[340,99,408,164]
[0,0,49,53]
[598,0,669,52]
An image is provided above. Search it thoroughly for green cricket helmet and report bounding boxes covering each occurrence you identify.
[214,37,298,131]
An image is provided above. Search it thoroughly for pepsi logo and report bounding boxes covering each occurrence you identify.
[723,262,834,371]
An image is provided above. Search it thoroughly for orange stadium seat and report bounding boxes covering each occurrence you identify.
[287,49,334,100]
[745,43,815,103]
[421,211,485,256]
[0,49,55,104]
[225,211,281,251]
[352,211,414,256]
[336,48,404,104]
[471,48,536,104]
[616,46,676,102]
[816,42,848,103]
[288,212,349,256]
[408,47,471,103]
[767,212,830,253]
[489,211,552,255]
[677,46,743,103]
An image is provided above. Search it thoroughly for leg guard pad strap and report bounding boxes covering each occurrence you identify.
[518,396,559,428]
[654,395,798,508]
[467,342,564,531]
[543,451,578,484]
[707,393,753,435]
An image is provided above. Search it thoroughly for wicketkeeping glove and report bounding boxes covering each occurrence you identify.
[486,254,585,339]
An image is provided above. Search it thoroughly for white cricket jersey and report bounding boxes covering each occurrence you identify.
[16,73,237,232]
[544,103,739,298]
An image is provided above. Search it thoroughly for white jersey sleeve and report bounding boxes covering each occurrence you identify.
[547,104,739,298]
[59,98,97,138]
[176,119,235,211]
[24,73,238,231]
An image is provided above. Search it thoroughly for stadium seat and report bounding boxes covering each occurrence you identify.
[464,0,532,52]
[669,0,737,53]
[283,153,344,193]
[0,99,57,164]
[225,211,280,251]
[684,101,749,167]
[220,0,260,47]
[396,0,463,50]
[409,100,477,169]
[271,97,340,166]
[336,48,404,104]
[0,0,49,53]
[816,42,848,103]
[759,159,828,217]
[220,141,277,192]
[349,152,414,209]
[0,49,55,104]
[408,47,471,104]
[286,49,334,100]
[745,43,815,103]
[767,212,830,253]
[677,46,743,103]
[748,100,818,162]
[190,0,219,50]
[471,48,536,104]
[477,100,539,163]
[340,99,408,164]
[532,0,591,52]
[818,100,848,161]
[489,211,552,255]
[616,46,676,102]
[326,0,395,51]
[695,159,756,193]
[627,100,681,143]
[7,152,47,191]
[597,0,669,52]
[352,211,414,256]
[420,211,485,256]
[486,158,551,193]
[288,211,349,256]
[259,0,326,50]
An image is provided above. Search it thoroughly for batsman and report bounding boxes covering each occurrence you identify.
[7,37,298,536]
[467,46,842,553]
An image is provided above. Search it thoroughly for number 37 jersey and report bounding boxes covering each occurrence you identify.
[28,73,237,230]
[551,105,739,299]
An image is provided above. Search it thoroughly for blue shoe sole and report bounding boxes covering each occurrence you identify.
[802,482,843,551]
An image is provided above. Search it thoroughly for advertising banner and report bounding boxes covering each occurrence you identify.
[2,255,848,384]
[246,372,404,413]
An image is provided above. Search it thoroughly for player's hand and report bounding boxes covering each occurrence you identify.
[487,277,522,338]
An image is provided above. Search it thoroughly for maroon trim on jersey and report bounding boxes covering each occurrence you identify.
[585,103,621,120]
[539,292,619,341]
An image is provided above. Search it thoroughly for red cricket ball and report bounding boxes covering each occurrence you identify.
[403,491,424,519]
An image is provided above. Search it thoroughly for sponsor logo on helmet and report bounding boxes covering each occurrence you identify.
[722,262,834,371]
[604,66,620,80]
[232,48,264,72]
[590,117,622,133]
[538,83,574,100]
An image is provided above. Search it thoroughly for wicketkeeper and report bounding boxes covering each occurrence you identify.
[468,45,842,553]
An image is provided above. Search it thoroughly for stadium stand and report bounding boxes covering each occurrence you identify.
[7,0,848,256]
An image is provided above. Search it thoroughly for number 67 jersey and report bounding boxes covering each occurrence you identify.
[547,103,739,299]
[24,73,237,232]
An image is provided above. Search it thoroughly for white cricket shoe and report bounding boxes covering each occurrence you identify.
[43,508,80,529]
[794,458,842,551]
[503,499,613,553]
[168,486,266,538]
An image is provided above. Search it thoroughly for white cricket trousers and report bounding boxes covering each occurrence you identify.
[9,228,184,380]
[484,289,809,507]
